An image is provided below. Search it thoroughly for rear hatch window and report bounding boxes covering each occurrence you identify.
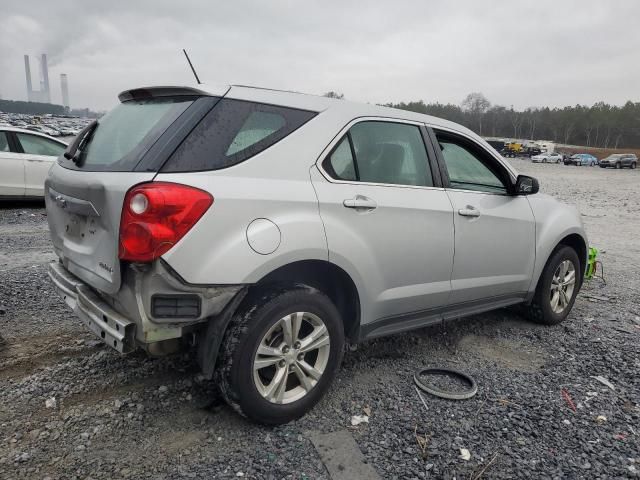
[59,97,194,172]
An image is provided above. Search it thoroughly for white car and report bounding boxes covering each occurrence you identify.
[0,127,67,198]
[531,152,562,163]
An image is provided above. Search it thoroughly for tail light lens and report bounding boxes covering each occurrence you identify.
[119,182,213,262]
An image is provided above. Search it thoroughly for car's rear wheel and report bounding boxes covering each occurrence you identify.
[524,246,580,326]
[216,285,344,424]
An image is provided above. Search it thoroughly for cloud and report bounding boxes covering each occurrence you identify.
[0,0,639,111]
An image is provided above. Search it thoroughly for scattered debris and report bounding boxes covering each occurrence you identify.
[414,426,429,460]
[15,452,30,463]
[561,389,577,412]
[414,386,429,413]
[582,294,611,302]
[471,452,499,480]
[596,415,607,424]
[592,376,615,391]
[612,326,636,335]
[350,415,369,426]
[45,397,57,409]
[460,448,471,461]
[363,405,371,417]
[414,367,477,400]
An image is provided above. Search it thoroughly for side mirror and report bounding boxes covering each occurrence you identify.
[515,175,539,195]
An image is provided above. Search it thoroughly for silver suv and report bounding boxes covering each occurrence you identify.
[46,85,588,424]
[598,153,638,169]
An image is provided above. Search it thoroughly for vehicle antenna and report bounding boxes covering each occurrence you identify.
[182,49,201,84]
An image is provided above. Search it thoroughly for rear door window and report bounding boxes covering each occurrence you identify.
[16,133,65,156]
[322,121,434,187]
[162,99,316,172]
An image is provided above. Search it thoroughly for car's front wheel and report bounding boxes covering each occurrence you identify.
[216,285,344,424]
[631,162,637,169]
[525,245,580,325]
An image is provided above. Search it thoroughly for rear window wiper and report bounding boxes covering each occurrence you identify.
[63,120,98,165]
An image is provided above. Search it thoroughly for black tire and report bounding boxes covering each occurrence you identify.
[631,162,637,169]
[524,246,581,326]
[216,285,344,425]
[615,162,622,169]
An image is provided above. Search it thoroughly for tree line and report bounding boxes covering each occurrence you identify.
[325,91,640,149]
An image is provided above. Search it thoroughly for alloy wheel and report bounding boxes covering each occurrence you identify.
[550,260,576,314]
[253,312,330,404]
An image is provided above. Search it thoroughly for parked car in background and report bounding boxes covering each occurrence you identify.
[599,153,637,169]
[45,85,588,424]
[0,127,67,198]
[564,154,598,166]
[531,152,563,163]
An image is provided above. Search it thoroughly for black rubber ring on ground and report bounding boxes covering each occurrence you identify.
[413,368,478,400]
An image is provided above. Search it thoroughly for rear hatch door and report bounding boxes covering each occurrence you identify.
[46,168,155,294]
[45,88,225,294]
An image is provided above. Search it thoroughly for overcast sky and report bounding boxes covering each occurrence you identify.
[1,0,639,111]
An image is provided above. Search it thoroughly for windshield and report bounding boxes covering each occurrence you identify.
[60,97,194,171]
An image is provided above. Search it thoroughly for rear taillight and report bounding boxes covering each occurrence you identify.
[118,182,213,262]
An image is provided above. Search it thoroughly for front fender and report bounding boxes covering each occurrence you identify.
[527,194,588,293]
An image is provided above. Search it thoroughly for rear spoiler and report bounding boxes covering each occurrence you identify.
[118,85,229,103]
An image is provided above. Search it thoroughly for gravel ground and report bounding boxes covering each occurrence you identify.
[1,160,639,479]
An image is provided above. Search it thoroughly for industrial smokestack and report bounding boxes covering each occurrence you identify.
[24,55,33,101]
[60,74,70,109]
[41,54,51,103]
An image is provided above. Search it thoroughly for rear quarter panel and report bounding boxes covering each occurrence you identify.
[157,171,328,284]
[157,112,341,285]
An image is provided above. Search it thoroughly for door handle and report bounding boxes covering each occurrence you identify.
[458,206,480,218]
[343,195,377,210]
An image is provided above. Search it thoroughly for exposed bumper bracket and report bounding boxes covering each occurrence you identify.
[48,262,136,353]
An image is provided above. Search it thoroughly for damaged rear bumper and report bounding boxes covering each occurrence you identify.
[49,262,136,353]
[48,261,246,355]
